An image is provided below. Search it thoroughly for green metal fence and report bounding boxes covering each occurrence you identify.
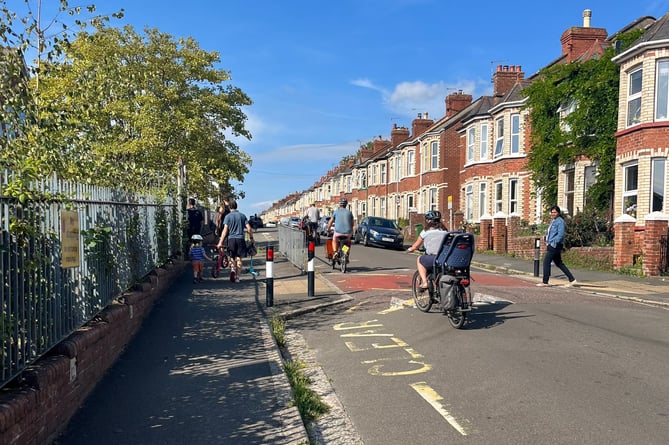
[0,171,180,388]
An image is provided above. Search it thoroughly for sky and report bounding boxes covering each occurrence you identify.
[13,0,669,216]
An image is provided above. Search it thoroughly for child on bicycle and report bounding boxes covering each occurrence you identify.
[189,234,212,283]
[407,211,448,290]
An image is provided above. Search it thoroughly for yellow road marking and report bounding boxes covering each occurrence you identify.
[410,382,469,436]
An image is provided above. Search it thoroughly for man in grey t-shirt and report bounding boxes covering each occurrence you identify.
[216,199,252,282]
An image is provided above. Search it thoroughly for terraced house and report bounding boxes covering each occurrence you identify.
[265,10,669,276]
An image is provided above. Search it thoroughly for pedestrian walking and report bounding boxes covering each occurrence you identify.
[537,205,577,287]
[186,198,204,239]
[189,234,211,283]
[216,199,253,282]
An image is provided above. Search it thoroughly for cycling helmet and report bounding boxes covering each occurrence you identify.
[425,210,442,222]
[190,234,204,241]
[339,198,348,207]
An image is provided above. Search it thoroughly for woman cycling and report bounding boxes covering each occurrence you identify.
[407,210,448,290]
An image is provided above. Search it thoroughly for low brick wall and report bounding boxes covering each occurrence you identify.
[0,260,189,445]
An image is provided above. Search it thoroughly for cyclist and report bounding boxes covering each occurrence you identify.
[407,210,448,290]
[327,198,354,258]
[304,202,320,242]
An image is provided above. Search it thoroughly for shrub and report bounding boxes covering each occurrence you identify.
[564,207,613,248]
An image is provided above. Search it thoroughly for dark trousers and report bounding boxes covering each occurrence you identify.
[542,244,575,284]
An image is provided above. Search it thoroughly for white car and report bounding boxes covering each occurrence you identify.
[265,221,277,228]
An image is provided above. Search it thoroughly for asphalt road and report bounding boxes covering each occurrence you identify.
[289,239,669,445]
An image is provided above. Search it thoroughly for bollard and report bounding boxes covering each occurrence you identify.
[534,237,541,277]
[307,241,315,296]
[266,245,274,307]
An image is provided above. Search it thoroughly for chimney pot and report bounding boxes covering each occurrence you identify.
[424,111,428,119]
[583,9,592,27]
[497,65,502,72]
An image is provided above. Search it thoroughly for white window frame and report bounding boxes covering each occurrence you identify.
[509,178,518,214]
[467,127,475,162]
[623,162,639,214]
[494,181,503,213]
[494,118,504,157]
[627,67,643,127]
[510,114,520,153]
[380,163,386,184]
[429,187,438,211]
[652,157,666,212]
[407,150,415,176]
[479,182,487,218]
[480,123,489,160]
[430,141,438,170]
[656,60,669,121]
[395,157,401,181]
[465,184,474,221]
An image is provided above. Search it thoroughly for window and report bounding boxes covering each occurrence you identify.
[509,179,518,214]
[431,141,439,170]
[346,176,352,193]
[479,182,487,218]
[467,128,475,162]
[559,100,577,132]
[627,68,642,127]
[371,165,378,185]
[380,197,386,216]
[407,194,414,210]
[584,166,597,207]
[380,164,387,184]
[429,188,438,211]
[360,171,367,189]
[564,168,575,216]
[510,114,520,153]
[407,150,415,176]
[494,181,503,212]
[465,185,474,221]
[494,118,504,157]
[395,157,401,181]
[652,158,666,212]
[656,60,669,121]
[623,162,638,215]
[480,123,489,160]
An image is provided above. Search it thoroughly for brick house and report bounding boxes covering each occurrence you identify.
[612,12,669,275]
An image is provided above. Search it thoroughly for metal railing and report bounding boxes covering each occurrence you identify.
[278,223,307,270]
[0,171,180,388]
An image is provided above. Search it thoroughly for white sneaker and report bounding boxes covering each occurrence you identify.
[563,280,577,287]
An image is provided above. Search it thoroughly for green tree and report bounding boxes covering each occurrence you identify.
[522,29,644,213]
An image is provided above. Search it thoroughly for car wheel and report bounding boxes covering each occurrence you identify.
[363,233,369,246]
[354,232,360,244]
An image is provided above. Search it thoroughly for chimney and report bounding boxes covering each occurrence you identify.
[493,65,524,101]
[373,135,389,153]
[560,9,608,62]
[411,112,434,138]
[391,124,410,147]
[445,90,473,118]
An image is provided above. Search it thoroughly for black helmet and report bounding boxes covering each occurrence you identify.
[339,198,348,207]
[425,210,441,222]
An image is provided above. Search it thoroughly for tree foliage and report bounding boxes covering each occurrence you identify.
[521,29,644,212]
[1,1,253,202]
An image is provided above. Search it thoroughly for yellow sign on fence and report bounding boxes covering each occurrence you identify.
[61,211,80,268]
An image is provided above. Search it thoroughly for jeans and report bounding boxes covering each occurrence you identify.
[542,244,575,284]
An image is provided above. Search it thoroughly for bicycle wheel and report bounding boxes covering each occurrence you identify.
[211,264,219,278]
[412,271,433,312]
[340,253,347,273]
[446,284,466,329]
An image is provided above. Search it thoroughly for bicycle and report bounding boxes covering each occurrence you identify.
[330,235,350,273]
[210,245,230,279]
[411,232,475,329]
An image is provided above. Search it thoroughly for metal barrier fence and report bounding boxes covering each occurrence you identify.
[0,171,180,388]
[278,224,307,270]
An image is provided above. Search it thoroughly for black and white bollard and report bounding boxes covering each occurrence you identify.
[266,245,274,307]
[534,237,541,277]
[307,241,315,296]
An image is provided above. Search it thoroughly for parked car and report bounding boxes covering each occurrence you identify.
[249,215,263,230]
[288,216,301,228]
[354,217,404,250]
[318,216,332,236]
[265,220,277,228]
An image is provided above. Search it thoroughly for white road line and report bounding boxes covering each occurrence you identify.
[410,382,469,436]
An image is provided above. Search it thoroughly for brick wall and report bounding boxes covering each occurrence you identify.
[0,260,189,445]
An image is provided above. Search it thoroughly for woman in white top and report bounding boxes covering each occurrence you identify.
[407,211,448,289]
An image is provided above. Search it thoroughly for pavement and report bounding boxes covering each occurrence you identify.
[55,245,669,445]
